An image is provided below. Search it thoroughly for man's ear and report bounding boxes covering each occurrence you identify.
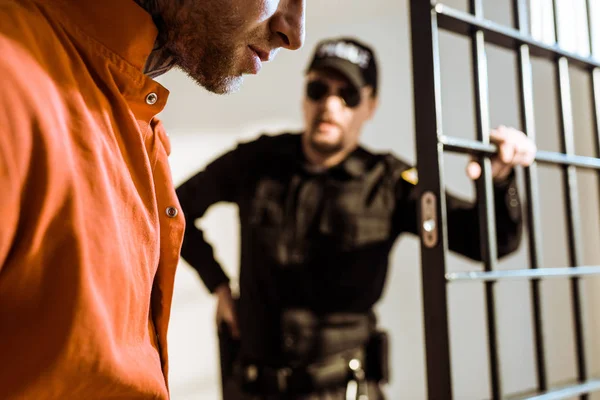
[365,91,379,120]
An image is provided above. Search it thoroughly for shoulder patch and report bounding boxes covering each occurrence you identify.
[401,167,418,185]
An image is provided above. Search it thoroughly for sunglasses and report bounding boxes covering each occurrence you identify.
[305,80,361,108]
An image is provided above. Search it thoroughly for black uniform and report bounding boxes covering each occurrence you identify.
[176,132,523,397]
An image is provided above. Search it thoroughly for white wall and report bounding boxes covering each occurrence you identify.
[157,1,600,399]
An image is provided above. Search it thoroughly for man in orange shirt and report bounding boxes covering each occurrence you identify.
[0,0,305,398]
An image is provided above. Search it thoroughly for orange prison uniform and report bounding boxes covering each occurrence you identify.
[0,0,184,398]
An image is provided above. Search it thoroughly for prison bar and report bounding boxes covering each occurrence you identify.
[439,136,600,170]
[506,379,600,400]
[446,266,600,282]
[409,1,453,398]
[513,0,547,391]
[551,0,588,394]
[469,0,501,396]
[587,0,600,261]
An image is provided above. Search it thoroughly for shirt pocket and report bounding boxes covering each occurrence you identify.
[325,183,394,250]
[249,179,285,228]
[332,210,392,250]
[249,179,294,262]
[352,211,393,246]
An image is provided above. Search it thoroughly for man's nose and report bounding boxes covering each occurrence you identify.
[270,0,306,51]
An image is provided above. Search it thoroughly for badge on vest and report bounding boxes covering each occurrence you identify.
[401,168,418,185]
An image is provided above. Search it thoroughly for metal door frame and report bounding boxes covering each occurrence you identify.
[410,0,600,398]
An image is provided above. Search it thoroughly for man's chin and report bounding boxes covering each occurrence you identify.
[309,137,344,155]
[183,66,244,95]
[199,75,244,95]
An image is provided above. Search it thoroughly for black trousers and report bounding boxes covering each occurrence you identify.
[222,377,385,400]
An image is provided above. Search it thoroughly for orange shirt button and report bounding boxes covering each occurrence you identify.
[146,92,158,105]
[165,206,178,218]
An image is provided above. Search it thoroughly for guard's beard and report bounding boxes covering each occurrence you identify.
[307,131,344,155]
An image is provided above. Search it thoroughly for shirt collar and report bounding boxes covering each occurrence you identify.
[335,147,371,178]
[293,133,371,178]
[46,0,158,72]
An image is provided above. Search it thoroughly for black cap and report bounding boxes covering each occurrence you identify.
[306,37,378,96]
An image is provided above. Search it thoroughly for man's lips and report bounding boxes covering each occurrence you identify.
[249,45,270,62]
[315,119,341,130]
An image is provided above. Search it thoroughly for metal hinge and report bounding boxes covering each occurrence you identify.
[421,191,438,248]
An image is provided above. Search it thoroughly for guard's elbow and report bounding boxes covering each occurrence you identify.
[497,229,523,259]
